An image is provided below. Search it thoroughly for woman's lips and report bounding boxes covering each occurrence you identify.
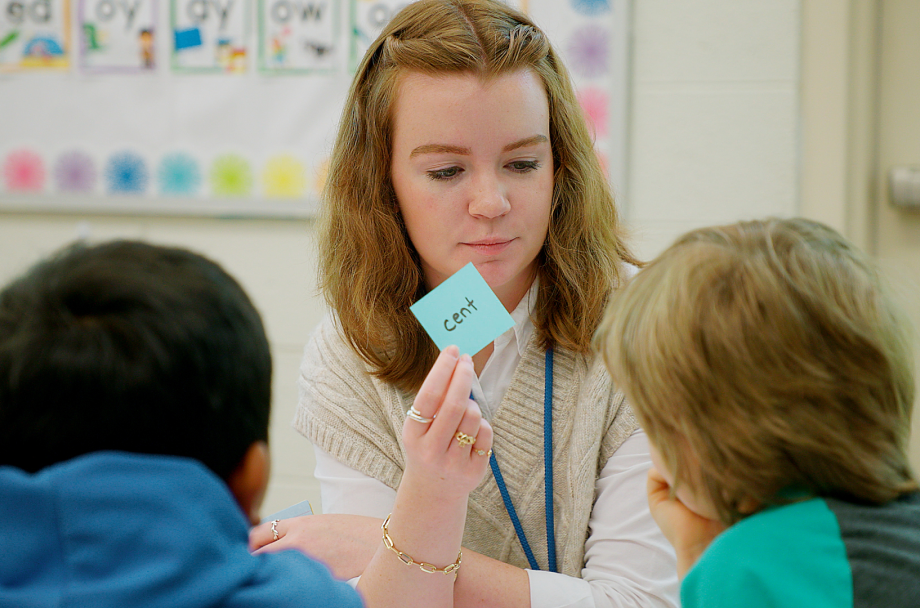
[464,239,514,254]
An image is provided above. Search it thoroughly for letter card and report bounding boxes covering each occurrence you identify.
[171,0,249,72]
[258,0,336,73]
[80,0,156,71]
[0,0,69,70]
[410,263,514,357]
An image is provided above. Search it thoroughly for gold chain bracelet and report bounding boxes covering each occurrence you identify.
[381,514,462,576]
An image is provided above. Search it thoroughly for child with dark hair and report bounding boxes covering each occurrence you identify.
[596,217,920,607]
[0,240,362,608]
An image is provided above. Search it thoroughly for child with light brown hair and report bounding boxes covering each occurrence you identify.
[596,217,920,607]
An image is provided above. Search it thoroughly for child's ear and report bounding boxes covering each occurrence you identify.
[227,441,270,526]
[736,496,760,515]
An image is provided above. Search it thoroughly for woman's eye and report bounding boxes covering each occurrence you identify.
[509,160,540,173]
[427,167,462,181]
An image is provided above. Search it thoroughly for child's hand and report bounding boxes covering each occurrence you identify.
[647,467,726,579]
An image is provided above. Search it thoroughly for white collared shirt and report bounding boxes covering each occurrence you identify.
[469,279,538,421]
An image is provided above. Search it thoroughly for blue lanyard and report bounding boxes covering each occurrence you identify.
[488,349,557,572]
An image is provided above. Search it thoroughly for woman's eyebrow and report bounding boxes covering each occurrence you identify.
[409,135,548,159]
[503,135,548,152]
[410,144,471,158]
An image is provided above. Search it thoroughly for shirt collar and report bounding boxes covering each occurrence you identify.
[493,279,538,357]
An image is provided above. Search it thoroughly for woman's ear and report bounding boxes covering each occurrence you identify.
[227,441,270,526]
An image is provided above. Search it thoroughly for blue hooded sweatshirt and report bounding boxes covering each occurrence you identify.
[0,451,364,608]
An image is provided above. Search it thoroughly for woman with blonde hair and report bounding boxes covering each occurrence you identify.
[251,1,678,606]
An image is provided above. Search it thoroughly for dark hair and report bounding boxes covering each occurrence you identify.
[0,240,272,481]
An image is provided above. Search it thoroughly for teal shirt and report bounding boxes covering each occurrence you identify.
[682,494,920,608]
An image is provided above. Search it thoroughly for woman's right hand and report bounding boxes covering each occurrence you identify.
[400,345,493,499]
[355,346,494,607]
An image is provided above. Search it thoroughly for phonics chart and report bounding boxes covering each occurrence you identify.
[0,0,628,218]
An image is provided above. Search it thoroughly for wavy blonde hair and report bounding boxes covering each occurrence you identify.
[597,218,917,524]
[318,0,637,392]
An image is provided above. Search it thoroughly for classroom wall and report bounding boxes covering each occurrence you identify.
[624,0,799,261]
[3,1,911,515]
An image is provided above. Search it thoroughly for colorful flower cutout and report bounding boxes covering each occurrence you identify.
[3,149,45,192]
[570,0,610,17]
[158,152,201,195]
[105,151,149,194]
[566,25,609,79]
[54,150,96,193]
[210,154,253,196]
[262,154,306,198]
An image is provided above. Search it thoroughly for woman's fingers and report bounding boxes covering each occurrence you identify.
[403,348,492,484]
[248,518,280,551]
[410,345,460,421]
[451,396,483,454]
[431,353,476,435]
[400,351,492,498]
[469,417,493,460]
[405,349,476,447]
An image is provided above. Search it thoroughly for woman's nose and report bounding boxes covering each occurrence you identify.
[468,175,511,219]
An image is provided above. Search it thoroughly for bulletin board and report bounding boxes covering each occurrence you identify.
[0,0,629,218]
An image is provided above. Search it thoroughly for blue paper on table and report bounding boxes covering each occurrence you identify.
[260,499,313,524]
[410,263,514,356]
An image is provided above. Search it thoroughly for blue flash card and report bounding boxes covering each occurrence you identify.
[410,263,515,356]
[260,499,313,524]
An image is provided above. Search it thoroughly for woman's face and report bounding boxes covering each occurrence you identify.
[390,69,554,310]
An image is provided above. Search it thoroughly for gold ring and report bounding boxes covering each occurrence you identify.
[454,431,476,447]
[475,449,492,457]
[406,405,434,424]
[271,519,281,541]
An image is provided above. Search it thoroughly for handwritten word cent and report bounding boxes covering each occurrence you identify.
[410,263,514,357]
[444,296,477,331]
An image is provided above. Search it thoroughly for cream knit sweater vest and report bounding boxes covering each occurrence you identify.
[295,314,637,577]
